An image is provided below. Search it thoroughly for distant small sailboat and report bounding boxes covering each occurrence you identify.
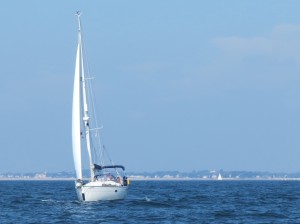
[217,173,223,180]
[72,12,129,201]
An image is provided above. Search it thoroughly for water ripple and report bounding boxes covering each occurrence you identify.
[1,180,300,223]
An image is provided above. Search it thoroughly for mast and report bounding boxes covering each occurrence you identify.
[76,12,94,180]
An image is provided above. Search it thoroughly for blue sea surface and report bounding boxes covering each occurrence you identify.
[1,180,300,223]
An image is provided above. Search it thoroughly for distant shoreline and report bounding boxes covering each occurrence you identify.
[1,177,300,181]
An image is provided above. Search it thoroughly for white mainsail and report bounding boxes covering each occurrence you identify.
[73,14,94,180]
[72,38,82,180]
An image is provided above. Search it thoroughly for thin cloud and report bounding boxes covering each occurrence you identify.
[213,24,300,62]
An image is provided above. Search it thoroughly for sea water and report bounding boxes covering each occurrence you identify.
[1,180,300,223]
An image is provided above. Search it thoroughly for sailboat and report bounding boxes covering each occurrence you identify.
[217,173,222,180]
[72,12,129,201]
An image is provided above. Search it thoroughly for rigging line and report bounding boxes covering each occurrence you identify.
[88,81,105,164]
[80,27,97,128]
[79,17,106,167]
[87,78,105,166]
[102,145,115,167]
[79,24,101,165]
[80,26,102,136]
[80,37,100,127]
[93,130,101,165]
[102,150,120,177]
[85,69,103,135]
[86,79,102,139]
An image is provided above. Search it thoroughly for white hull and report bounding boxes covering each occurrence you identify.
[76,182,128,201]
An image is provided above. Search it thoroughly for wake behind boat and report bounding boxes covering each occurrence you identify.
[72,12,129,201]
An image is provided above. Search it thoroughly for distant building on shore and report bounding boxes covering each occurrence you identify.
[34,172,47,179]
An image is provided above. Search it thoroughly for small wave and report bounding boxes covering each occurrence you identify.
[214,210,236,218]
[41,199,75,204]
[255,211,288,219]
[145,196,151,202]
[41,199,54,202]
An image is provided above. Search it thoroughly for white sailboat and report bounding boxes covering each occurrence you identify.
[217,173,223,180]
[72,12,129,201]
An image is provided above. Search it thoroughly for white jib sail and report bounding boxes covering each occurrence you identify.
[72,42,82,180]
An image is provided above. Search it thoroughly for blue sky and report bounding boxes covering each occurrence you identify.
[1,1,300,173]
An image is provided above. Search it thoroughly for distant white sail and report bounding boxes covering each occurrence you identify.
[72,42,82,180]
[217,173,222,180]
